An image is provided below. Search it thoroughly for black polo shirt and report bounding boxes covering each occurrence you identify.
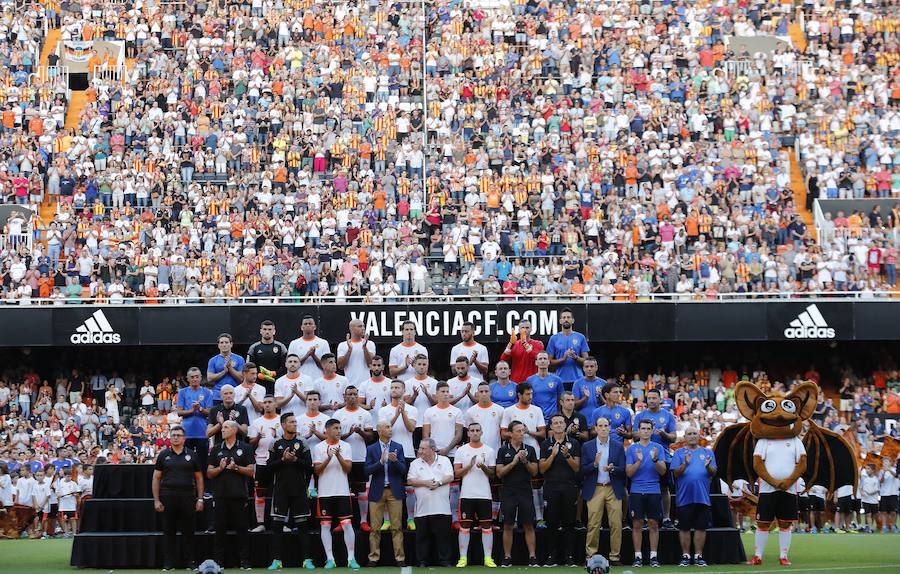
[207,403,250,445]
[154,447,201,493]
[539,437,581,488]
[268,437,313,497]
[496,443,537,492]
[208,440,254,499]
[560,411,588,440]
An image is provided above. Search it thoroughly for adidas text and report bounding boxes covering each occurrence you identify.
[70,332,122,344]
[783,326,835,339]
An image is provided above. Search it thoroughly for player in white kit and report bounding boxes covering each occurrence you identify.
[388,321,428,382]
[274,354,314,416]
[336,319,376,386]
[379,380,418,531]
[287,315,331,381]
[454,422,497,567]
[334,386,374,531]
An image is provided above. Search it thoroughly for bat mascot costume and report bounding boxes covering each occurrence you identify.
[713,381,857,566]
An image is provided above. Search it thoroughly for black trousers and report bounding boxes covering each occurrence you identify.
[544,485,577,562]
[214,497,250,567]
[415,514,452,566]
[271,512,309,562]
[161,491,197,569]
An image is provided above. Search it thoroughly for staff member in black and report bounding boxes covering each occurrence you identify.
[152,425,204,572]
[539,414,582,566]
[207,384,250,445]
[207,420,255,571]
[247,320,288,394]
[496,420,539,567]
[266,412,315,571]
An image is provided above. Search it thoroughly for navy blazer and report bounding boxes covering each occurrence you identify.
[364,440,407,502]
[579,438,626,501]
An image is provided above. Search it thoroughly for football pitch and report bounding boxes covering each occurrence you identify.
[2,533,898,573]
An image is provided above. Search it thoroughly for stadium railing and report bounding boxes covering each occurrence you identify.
[5,291,898,306]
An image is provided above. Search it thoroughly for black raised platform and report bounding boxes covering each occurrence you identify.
[71,528,745,569]
[78,465,746,568]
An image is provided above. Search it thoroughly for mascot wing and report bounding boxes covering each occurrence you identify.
[802,424,859,494]
[713,422,756,486]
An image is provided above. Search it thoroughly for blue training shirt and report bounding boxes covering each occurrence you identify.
[546,331,590,383]
[176,386,213,439]
[571,377,607,415]
[589,405,632,444]
[626,441,669,494]
[206,353,244,401]
[526,372,563,420]
[490,381,518,408]
[670,446,716,506]
[632,408,677,447]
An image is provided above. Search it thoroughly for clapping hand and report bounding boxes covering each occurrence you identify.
[615,426,629,436]
[381,448,389,464]
[388,451,398,462]
[283,449,297,462]
[635,449,644,462]
[650,447,658,462]
[684,452,691,465]
[216,410,224,424]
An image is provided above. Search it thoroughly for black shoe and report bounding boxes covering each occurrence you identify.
[501,557,513,568]
[187,562,198,571]
[417,563,429,568]
[240,564,252,571]
[650,557,660,568]
[543,560,557,567]
[695,556,708,567]
[679,555,691,567]
[396,561,407,568]
[609,560,621,566]
[574,522,587,531]
[366,561,379,568]
[528,557,539,567]
[633,558,643,567]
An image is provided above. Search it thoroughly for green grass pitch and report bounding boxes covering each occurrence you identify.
[2,533,898,573]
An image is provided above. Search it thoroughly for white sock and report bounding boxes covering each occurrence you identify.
[650,551,657,559]
[405,487,416,520]
[635,552,642,560]
[358,490,369,523]
[778,529,791,558]
[450,484,460,522]
[754,529,769,558]
[321,523,334,561]
[482,528,493,558]
[458,528,470,558]
[533,488,544,521]
[342,520,356,562]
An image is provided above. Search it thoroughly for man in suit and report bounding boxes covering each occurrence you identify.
[581,417,626,565]
[364,420,408,567]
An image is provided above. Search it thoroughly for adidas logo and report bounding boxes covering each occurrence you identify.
[783,304,835,339]
[70,310,122,344]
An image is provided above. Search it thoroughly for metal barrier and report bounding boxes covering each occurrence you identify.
[0,231,32,252]
[91,63,125,84]
[3,290,898,306]
[723,59,753,77]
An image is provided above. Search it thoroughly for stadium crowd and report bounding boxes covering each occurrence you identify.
[0,313,897,570]
[1,0,899,305]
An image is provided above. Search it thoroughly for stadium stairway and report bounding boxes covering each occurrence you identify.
[39,28,60,68]
[789,150,816,240]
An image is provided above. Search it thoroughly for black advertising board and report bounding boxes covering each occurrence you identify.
[766,301,854,341]
[0,300,896,347]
